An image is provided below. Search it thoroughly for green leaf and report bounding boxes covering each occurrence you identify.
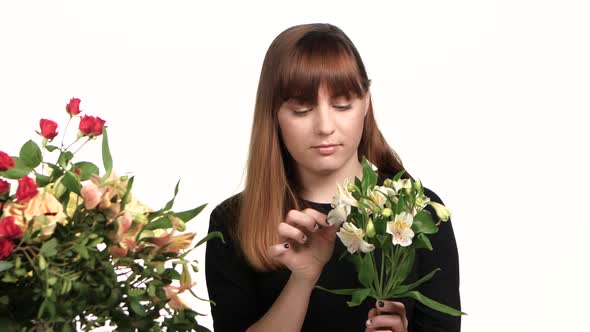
[38,255,47,271]
[396,290,466,316]
[74,244,89,259]
[396,247,416,283]
[0,261,14,273]
[393,170,406,182]
[389,268,441,297]
[120,176,134,212]
[412,211,439,235]
[314,285,363,296]
[20,140,42,168]
[62,171,81,195]
[358,254,373,288]
[361,158,378,193]
[195,231,225,247]
[376,234,389,247]
[57,151,74,169]
[414,233,433,251]
[40,238,58,257]
[128,289,146,298]
[35,173,51,187]
[163,179,181,211]
[102,127,113,178]
[72,161,99,181]
[0,157,33,179]
[45,145,59,152]
[143,216,173,231]
[129,297,148,317]
[347,288,372,307]
[176,203,208,223]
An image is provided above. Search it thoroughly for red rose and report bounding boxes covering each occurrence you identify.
[39,118,59,140]
[0,216,22,239]
[79,115,106,136]
[0,179,9,195]
[16,176,38,203]
[0,151,15,172]
[66,98,82,116]
[0,237,14,260]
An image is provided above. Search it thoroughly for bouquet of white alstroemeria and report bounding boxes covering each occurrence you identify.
[315,157,464,317]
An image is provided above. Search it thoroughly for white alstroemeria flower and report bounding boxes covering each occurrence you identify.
[331,179,358,208]
[336,222,375,254]
[369,189,387,208]
[415,192,431,210]
[386,212,415,247]
[392,179,412,193]
[327,204,351,226]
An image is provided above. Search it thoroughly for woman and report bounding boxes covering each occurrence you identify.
[205,23,461,332]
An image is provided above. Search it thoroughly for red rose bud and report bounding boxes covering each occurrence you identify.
[79,115,106,136]
[66,97,82,116]
[0,151,15,172]
[0,237,14,260]
[16,176,38,203]
[39,119,59,140]
[0,216,23,239]
[0,179,9,195]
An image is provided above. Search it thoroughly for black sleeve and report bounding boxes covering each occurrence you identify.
[413,188,462,332]
[205,204,259,332]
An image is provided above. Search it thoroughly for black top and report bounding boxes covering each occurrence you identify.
[205,173,461,332]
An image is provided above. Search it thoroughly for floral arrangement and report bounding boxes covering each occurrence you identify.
[316,158,464,317]
[0,98,221,331]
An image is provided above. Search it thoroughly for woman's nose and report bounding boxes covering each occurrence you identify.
[314,106,336,135]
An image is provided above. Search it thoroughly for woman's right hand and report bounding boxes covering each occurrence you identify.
[268,208,339,286]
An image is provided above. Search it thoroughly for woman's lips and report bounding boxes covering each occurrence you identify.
[313,144,340,155]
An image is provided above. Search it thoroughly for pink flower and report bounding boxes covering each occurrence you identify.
[114,211,133,243]
[164,285,191,311]
[0,237,14,260]
[0,216,23,239]
[0,179,9,195]
[0,152,15,172]
[16,176,38,203]
[39,119,58,140]
[66,98,82,116]
[81,182,102,209]
[79,115,106,136]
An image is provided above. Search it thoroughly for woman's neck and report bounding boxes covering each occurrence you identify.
[296,159,364,204]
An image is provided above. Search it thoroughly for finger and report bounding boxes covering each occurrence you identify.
[365,314,405,332]
[285,209,321,233]
[278,222,308,244]
[301,208,329,227]
[268,242,290,258]
[376,300,406,317]
[367,308,378,319]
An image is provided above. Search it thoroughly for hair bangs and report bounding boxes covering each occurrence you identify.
[277,34,367,107]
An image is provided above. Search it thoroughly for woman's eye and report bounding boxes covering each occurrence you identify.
[334,104,352,110]
[294,109,311,116]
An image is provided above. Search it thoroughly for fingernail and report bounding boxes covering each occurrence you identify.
[284,243,290,249]
[378,300,384,307]
[301,235,307,242]
[366,319,372,326]
[313,223,319,231]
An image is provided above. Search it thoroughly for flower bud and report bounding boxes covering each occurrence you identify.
[412,179,423,192]
[366,219,376,238]
[382,208,393,218]
[346,182,359,193]
[383,178,393,188]
[429,202,451,222]
[180,263,192,291]
[170,215,186,232]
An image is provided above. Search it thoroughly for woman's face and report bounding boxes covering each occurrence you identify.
[277,82,370,176]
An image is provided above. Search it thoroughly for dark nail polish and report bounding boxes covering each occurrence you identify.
[284,243,290,249]
[378,300,384,307]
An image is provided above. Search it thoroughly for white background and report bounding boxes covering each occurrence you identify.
[1,1,589,331]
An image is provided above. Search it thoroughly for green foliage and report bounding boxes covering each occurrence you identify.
[0,107,214,331]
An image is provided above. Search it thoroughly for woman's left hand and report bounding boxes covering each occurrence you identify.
[365,300,408,332]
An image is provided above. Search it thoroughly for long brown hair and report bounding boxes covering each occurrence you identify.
[238,23,411,272]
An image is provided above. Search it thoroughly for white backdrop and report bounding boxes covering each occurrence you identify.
[1,1,589,331]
